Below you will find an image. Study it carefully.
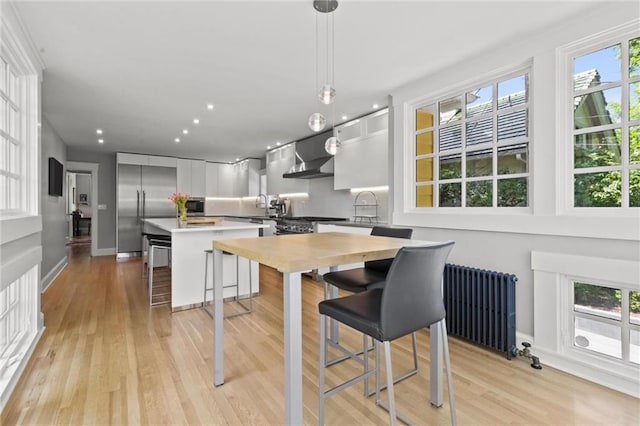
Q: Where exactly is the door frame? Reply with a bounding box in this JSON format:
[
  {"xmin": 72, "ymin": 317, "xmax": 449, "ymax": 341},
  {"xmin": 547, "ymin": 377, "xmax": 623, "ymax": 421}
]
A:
[{"xmin": 67, "ymin": 161, "xmax": 99, "ymax": 257}]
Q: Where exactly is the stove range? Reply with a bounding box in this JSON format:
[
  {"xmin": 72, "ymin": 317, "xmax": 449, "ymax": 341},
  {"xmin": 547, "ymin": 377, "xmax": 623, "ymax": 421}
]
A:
[{"xmin": 275, "ymin": 216, "xmax": 347, "ymax": 235}]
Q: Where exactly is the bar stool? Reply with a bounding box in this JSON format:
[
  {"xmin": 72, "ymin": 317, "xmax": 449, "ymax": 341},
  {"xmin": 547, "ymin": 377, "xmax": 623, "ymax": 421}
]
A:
[
  {"xmin": 203, "ymin": 248, "xmax": 253, "ymax": 318},
  {"xmin": 148, "ymin": 237, "xmax": 172, "ymax": 306},
  {"xmin": 141, "ymin": 232, "xmax": 171, "ymax": 278}
]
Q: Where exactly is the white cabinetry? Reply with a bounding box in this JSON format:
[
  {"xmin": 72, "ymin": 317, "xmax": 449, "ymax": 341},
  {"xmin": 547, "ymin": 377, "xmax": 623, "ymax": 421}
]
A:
[
  {"xmin": 334, "ymin": 109, "xmax": 389, "ymax": 190},
  {"xmin": 266, "ymin": 143, "xmax": 309, "ymax": 195},
  {"xmin": 217, "ymin": 163, "xmax": 235, "ymax": 197},
  {"xmin": 177, "ymin": 159, "xmax": 206, "ymax": 197},
  {"xmin": 205, "ymin": 162, "xmax": 219, "ymax": 197},
  {"xmin": 117, "ymin": 153, "xmax": 177, "ymax": 167},
  {"xmin": 234, "ymin": 159, "xmax": 261, "ymax": 197}
]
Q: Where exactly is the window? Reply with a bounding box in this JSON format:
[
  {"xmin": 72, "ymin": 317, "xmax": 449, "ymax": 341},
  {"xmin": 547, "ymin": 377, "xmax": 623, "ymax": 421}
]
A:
[
  {"xmin": 0, "ymin": 54, "xmax": 23, "ymax": 212},
  {"xmin": 413, "ymin": 70, "xmax": 530, "ymax": 208},
  {"xmin": 573, "ymin": 281, "xmax": 639, "ymax": 365},
  {"xmin": 572, "ymin": 36, "xmax": 640, "ymax": 208}
]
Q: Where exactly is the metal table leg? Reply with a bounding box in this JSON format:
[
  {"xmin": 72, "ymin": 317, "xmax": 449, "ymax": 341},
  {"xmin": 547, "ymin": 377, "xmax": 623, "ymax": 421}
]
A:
[
  {"xmin": 213, "ymin": 247, "xmax": 224, "ymax": 386},
  {"xmin": 283, "ymin": 271, "xmax": 303, "ymax": 425}
]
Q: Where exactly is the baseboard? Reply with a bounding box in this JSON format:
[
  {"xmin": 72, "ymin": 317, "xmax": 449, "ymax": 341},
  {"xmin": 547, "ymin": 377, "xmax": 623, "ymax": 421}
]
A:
[
  {"xmin": 40, "ymin": 256, "xmax": 67, "ymax": 293},
  {"xmin": 515, "ymin": 332, "xmax": 639, "ymax": 398},
  {"xmin": 94, "ymin": 247, "xmax": 116, "ymax": 256},
  {"xmin": 0, "ymin": 326, "xmax": 45, "ymax": 414}
]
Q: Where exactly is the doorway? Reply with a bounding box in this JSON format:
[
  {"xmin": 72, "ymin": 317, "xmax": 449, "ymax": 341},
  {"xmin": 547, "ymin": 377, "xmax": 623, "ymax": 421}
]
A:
[
  {"xmin": 66, "ymin": 171, "xmax": 92, "ymax": 247},
  {"xmin": 66, "ymin": 161, "xmax": 99, "ymax": 257}
]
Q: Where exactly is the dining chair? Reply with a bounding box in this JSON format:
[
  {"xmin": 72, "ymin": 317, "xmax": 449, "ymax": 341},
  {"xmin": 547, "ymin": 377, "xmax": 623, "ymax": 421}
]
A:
[
  {"xmin": 318, "ymin": 241, "xmax": 456, "ymax": 426},
  {"xmin": 321, "ymin": 226, "xmax": 415, "ymax": 395}
]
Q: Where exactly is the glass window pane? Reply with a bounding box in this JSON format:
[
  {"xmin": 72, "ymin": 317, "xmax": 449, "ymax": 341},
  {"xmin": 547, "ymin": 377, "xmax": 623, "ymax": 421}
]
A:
[
  {"xmin": 498, "ymin": 144, "xmax": 528, "ymax": 175},
  {"xmin": 630, "ymin": 291, "xmax": 640, "ymax": 325},
  {"xmin": 439, "ymin": 96, "xmax": 462, "ymax": 124},
  {"xmin": 498, "ymin": 110, "xmax": 527, "ymax": 141},
  {"xmin": 466, "ymin": 149, "xmax": 492, "ymax": 177},
  {"xmin": 574, "ymin": 316, "xmax": 621, "ymax": 359},
  {"xmin": 8, "ymin": 68, "xmax": 17, "ymax": 104},
  {"xmin": 440, "ymin": 154, "xmax": 461, "ymax": 179},
  {"xmin": 416, "ymin": 158, "xmax": 433, "ymax": 182},
  {"xmin": 0, "ymin": 137, "xmax": 6, "ymax": 171},
  {"xmin": 574, "ymin": 44, "xmax": 621, "ymax": 88},
  {"xmin": 416, "ymin": 185, "xmax": 433, "ymax": 208},
  {"xmin": 416, "ymin": 131, "xmax": 434, "ymax": 155},
  {"xmin": 630, "ymin": 82, "xmax": 639, "ymax": 121},
  {"xmin": 574, "ymin": 171, "xmax": 621, "ymax": 207},
  {"xmin": 574, "ymin": 129, "xmax": 622, "ymax": 168},
  {"xmin": 8, "ymin": 141, "xmax": 17, "ymax": 174},
  {"xmin": 630, "ymin": 170, "xmax": 640, "ymax": 207},
  {"xmin": 466, "ymin": 85, "xmax": 492, "ymax": 118},
  {"xmin": 0, "ymin": 57, "xmax": 6, "ymax": 93},
  {"xmin": 9, "ymin": 106, "xmax": 17, "ymax": 139},
  {"xmin": 466, "ymin": 117, "xmax": 492, "ymax": 147},
  {"xmin": 631, "ymin": 126, "xmax": 640, "ymax": 164},
  {"xmin": 439, "ymin": 182, "xmax": 461, "ymax": 207},
  {"xmin": 574, "ymin": 87, "xmax": 621, "ymax": 129},
  {"xmin": 631, "ymin": 329, "xmax": 640, "ymax": 365},
  {"xmin": 466, "ymin": 180, "xmax": 492, "ymax": 207},
  {"xmin": 498, "ymin": 177, "xmax": 527, "ymax": 207},
  {"xmin": 439, "ymin": 124, "xmax": 462, "ymax": 151},
  {"xmin": 0, "ymin": 99, "xmax": 5, "ymax": 132},
  {"xmin": 497, "ymin": 75, "xmax": 527, "ymax": 110},
  {"xmin": 574, "ymin": 282, "xmax": 621, "ymax": 320},
  {"xmin": 629, "ymin": 37, "xmax": 640, "ymax": 78},
  {"xmin": 416, "ymin": 105, "xmax": 435, "ymax": 131}
]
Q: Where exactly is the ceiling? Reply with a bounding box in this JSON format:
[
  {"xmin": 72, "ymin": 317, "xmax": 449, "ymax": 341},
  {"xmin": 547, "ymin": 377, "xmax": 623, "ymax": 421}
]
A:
[{"xmin": 15, "ymin": 0, "xmax": 609, "ymax": 163}]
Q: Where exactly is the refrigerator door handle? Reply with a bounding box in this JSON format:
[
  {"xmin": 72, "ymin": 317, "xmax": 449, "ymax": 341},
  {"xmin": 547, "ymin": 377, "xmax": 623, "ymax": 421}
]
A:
[
  {"xmin": 142, "ymin": 190, "xmax": 146, "ymax": 220},
  {"xmin": 136, "ymin": 190, "xmax": 140, "ymax": 224}
]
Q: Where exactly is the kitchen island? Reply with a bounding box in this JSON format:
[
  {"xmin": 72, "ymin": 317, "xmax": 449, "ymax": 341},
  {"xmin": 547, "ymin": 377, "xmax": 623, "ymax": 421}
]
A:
[{"xmin": 143, "ymin": 218, "xmax": 268, "ymax": 312}]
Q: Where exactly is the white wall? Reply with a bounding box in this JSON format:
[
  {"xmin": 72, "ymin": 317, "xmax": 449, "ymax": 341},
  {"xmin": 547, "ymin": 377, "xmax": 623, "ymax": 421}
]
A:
[{"xmin": 390, "ymin": 4, "xmax": 640, "ymax": 338}]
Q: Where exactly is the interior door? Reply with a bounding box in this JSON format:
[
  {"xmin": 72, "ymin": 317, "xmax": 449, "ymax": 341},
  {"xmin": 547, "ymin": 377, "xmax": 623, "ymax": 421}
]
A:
[{"xmin": 117, "ymin": 164, "xmax": 142, "ymax": 253}]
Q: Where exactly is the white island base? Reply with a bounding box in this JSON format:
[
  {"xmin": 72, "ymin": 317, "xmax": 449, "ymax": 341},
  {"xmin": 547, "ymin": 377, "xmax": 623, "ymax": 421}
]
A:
[{"xmin": 143, "ymin": 218, "xmax": 268, "ymax": 312}]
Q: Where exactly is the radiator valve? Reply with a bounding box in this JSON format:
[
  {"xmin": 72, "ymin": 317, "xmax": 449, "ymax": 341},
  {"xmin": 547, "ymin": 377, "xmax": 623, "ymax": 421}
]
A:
[{"xmin": 515, "ymin": 341, "xmax": 542, "ymax": 370}]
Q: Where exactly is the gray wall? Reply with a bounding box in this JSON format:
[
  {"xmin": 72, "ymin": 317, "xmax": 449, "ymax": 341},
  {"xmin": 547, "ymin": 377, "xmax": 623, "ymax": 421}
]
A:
[
  {"xmin": 40, "ymin": 117, "xmax": 67, "ymax": 284},
  {"xmin": 76, "ymin": 173, "xmax": 91, "ymax": 209},
  {"xmin": 66, "ymin": 148, "xmax": 117, "ymax": 250}
]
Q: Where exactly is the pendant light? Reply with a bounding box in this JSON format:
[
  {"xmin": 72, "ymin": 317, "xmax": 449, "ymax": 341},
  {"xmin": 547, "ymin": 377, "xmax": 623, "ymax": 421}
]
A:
[{"xmin": 308, "ymin": 0, "xmax": 338, "ymax": 134}]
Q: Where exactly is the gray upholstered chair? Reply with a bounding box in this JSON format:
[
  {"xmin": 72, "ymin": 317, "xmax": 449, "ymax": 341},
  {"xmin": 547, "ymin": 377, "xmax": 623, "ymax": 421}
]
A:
[
  {"xmin": 321, "ymin": 226, "xmax": 415, "ymax": 394},
  {"xmin": 318, "ymin": 241, "xmax": 456, "ymax": 426}
]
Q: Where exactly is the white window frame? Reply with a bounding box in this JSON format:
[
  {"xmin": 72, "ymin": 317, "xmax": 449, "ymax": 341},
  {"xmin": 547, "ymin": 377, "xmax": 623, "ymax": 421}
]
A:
[
  {"xmin": 556, "ymin": 21, "xmax": 640, "ymax": 216},
  {"xmin": 407, "ymin": 64, "xmax": 532, "ymax": 213}
]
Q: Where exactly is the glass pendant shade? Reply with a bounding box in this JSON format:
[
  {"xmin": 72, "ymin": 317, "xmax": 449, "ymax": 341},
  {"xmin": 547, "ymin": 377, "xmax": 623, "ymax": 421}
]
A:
[
  {"xmin": 325, "ymin": 136, "xmax": 341, "ymax": 155},
  {"xmin": 308, "ymin": 112, "xmax": 327, "ymax": 132},
  {"xmin": 318, "ymin": 84, "xmax": 336, "ymax": 104}
]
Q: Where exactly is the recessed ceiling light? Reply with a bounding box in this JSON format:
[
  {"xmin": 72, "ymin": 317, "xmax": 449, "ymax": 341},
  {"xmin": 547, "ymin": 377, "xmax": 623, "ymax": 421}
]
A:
[
  {"xmin": 96, "ymin": 129, "xmax": 103, "ymax": 135},
  {"xmin": 276, "ymin": 142, "xmax": 281, "ymax": 146},
  {"xmin": 183, "ymin": 129, "xmax": 189, "ymax": 134},
  {"xmin": 174, "ymin": 138, "xmax": 180, "ymax": 143},
  {"xmin": 372, "ymin": 104, "xmax": 379, "ymax": 109},
  {"xmin": 267, "ymin": 145, "xmax": 271, "ymax": 149},
  {"xmin": 235, "ymin": 158, "xmax": 240, "ymax": 161},
  {"xmin": 341, "ymin": 115, "xmax": 347, "ymax": 120},
  {"xmin": 98, "ymin": 139, "xmax": 104, "ymax": 144},
  {"xmin": 193, "ymin": 118, "xmax": 200, "ymax": 125},
  {"xmin": 207, "ymin": 104, "xmax": 215, "ymax": 110}
]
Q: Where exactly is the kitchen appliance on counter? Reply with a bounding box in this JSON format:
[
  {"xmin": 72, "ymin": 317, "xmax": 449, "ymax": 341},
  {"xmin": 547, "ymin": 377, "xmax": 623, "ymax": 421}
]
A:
[
  {"xmin": 274, "ymin": 216, "xmax": 347, "ymax": 235},
  {"xmin": 270, "ymin": 197, "xmax": 290, "ymax": 218},
  {"xmin": 185, "ymin": 197, "xmax": 205, "ymax": 216},
  {"xmin": 117, "ymin": 164, "xmax": 176, "ymax": 256}
]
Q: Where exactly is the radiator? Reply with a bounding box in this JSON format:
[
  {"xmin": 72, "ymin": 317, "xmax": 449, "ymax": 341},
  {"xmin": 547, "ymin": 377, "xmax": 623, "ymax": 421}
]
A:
[{"xmin": 443, "ymin": 264, "xmax": 517, "ymax": 359}]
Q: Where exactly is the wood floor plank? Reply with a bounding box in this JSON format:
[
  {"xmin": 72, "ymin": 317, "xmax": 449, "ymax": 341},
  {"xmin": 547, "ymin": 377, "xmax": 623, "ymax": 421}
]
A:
[{"xmin": 2, "ymin": 244, "xmax": 638, "ymax": 425}]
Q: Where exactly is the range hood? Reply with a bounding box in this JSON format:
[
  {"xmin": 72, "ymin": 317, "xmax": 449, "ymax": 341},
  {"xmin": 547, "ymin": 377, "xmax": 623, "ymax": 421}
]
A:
[{"xmin": 282, "ymin": 130, "xmax": 335, "ymax": 179}]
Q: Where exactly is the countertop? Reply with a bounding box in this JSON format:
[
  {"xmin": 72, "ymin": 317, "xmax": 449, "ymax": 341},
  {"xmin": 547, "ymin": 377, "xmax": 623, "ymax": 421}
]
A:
[{"xmin": 143, "ymin": 218, "xmax": 268, "ymax": 233}]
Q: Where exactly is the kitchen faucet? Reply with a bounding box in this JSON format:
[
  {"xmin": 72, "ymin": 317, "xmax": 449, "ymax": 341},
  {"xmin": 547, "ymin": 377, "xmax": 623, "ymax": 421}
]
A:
[{"xmin": 256, "ymin": 193, "xmax": 268, "ymax": 216}]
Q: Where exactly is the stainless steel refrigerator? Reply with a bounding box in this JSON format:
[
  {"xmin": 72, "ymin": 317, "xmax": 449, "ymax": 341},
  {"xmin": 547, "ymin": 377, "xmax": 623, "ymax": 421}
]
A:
[{"xmin": 117, "ymin": 164, "xmax": 176, "ymax": 255}]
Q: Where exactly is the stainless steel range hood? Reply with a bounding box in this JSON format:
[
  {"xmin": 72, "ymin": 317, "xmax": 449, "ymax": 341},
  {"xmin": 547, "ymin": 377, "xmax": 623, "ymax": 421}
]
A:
[{"xmin": 282, "ymin": 130, "xmax": 334, "ymax": 179}]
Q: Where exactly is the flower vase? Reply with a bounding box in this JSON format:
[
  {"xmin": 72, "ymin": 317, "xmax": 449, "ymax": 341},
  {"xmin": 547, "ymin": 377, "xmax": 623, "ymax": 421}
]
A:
[{"xmin": 178, "ymin": 207, "xmax": 188, "ymax": 228}]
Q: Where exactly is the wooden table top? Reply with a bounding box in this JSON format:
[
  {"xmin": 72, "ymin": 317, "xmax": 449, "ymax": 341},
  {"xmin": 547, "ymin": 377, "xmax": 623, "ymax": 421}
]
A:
[{"xmin": 213, "ymin": 232, "xmax": 437, "ymax": 272}]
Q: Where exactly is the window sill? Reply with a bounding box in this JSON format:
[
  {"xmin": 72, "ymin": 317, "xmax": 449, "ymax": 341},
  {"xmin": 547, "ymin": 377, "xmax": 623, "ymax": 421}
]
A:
[{"xmin": 0, "ymin": 215, "xmax": 42, "ymax": 245}]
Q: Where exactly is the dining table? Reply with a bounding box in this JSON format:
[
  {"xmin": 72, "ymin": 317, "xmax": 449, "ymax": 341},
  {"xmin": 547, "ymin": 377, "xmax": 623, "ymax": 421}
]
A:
[{"xmin": 212, "ymin": 232, "xmax": 445, "ymax": 425}]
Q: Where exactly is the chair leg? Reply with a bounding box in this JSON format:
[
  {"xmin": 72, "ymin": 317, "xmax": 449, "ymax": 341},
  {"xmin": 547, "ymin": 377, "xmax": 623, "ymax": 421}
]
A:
[
  {"xmin": 148, "ymin": 245, "xmax": 154, "ymax": 306},
  {"xmin": 318, "ymin": 314, "xmax": 327, "ymax": 426},
  {"xmin": 362, "ymin": 334, "xmax": 369, "ymax": 397},
  {"xmin": 383, "ymin": 341, "xmax": 397, "ymax": 426},
  {"xmin": 441, "ymin": 319, "xmax": 457, "ymax": 426},
  {"xmin": 374, "ymin": 339, "xmax": 381, "ymax": 405}
]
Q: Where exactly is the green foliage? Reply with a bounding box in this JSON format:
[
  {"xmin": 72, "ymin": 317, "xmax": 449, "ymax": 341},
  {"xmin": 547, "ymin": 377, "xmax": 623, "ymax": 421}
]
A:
[{"xmin": 575, "ymin": 283, "xmax": 640, "ymax": 314}]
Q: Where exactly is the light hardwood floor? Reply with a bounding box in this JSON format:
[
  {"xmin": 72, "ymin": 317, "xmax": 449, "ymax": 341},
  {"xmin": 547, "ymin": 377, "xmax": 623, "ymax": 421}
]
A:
[{"xmin": 2, "ymin": 244, "xmax": 638, "ymax": 425}]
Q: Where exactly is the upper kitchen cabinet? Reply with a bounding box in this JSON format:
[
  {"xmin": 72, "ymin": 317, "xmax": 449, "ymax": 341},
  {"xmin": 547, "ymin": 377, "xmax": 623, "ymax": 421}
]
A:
[
  {"xmin": 266, "ymin": 143, "xmax": 309, "ymax": 195},
  {"xmin": 177, "ymin": 159, "xmax": 206, "ymax": 197},
  {"xmin": 217, "ymin": 163, "xmax": 235, "ymax": 197},
  {"xmin": 117, "ymin": 153, "xmax": 177, "ymax": 167},
  {"xmin": 205, "ymin": 162, "xmax": 219, "ymax": 197},
  {"xmin": 334, "ymin": 109, "xmax": 389, "ymax": 190},
  {"xmin": 234, "ymin": 159, "xmax": 261, "ymax": 197}
]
